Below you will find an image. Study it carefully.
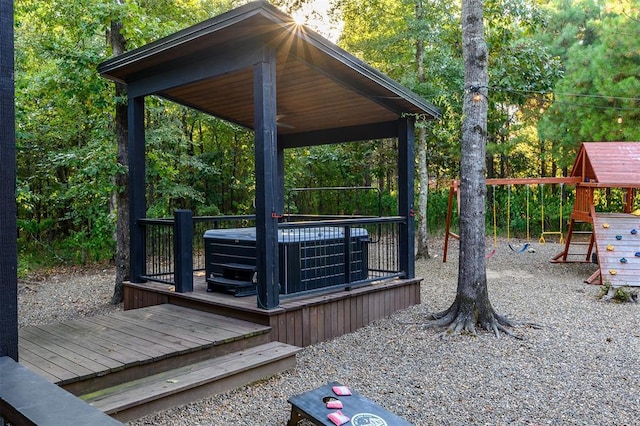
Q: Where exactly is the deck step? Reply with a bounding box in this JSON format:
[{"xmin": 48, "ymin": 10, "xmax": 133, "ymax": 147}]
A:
[
  {"xmin": 219, "ymin": 262, "xmax": 257, "ymax": 272},
  {"xmin": 207, "ymin": 276, "xmax": 257, "ymax": 296},
  {"xmin": 81, "ymin": 341, "xmax": 301, "ymax": 422},
  {"xmin": 19, "ymin": 304, "xmax": 273, "ymax": 396}
]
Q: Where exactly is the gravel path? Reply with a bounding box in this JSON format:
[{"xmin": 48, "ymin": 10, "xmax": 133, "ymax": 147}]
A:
[{"xmin": 18, "ymin": 239, "xmax": 640, "ymax": 425}]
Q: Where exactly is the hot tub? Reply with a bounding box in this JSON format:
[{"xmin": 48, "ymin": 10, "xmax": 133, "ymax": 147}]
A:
[{"xmin": 204, "ymin": 226, "xmax": 369, "ymax": 295}]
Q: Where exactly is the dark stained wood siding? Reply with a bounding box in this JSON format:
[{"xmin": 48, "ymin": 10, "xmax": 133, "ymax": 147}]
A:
[{"xmin": 124, "ymin": 278, "xmax": 421, "ymax": 347}]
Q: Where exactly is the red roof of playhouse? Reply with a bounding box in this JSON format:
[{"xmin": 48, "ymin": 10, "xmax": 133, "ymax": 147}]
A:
[{"xmin": 570, "ymin": 142, "xmax": 640, "ymax": 188}]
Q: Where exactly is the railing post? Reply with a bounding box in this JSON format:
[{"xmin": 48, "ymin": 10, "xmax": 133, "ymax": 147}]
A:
[
  {"xmin": 174, "ymin": 209, "xmax": 193, "ymax": 293},
  {"xmin": 343, "ymin": 226, "xmax": 352, "ymax": 287}
]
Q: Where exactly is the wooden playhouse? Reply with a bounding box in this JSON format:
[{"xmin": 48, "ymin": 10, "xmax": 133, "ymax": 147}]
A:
[{"xmin": 553, "ymin": 142, "xmax": 640, "ymax": 287}]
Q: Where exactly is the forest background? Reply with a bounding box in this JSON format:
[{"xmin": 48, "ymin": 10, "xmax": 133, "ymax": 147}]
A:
[{"xmin": 14, "ymin": 0, "xmax": 640, "ymax": 275}]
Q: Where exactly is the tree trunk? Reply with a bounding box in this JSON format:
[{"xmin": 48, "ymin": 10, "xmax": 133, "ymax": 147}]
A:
[
  {"xmin": 427, "ymin": 0, "xmax": 516, "ymax": 337},
  {"xmin": 415, "ymin": 0, "xmax": 430, "ymax": 259},
  {"xmin": 416, "ymin": 125, "xmax": 430, "ymax": 258},
  {"xmin": 110, "ymin": 9, "xmax": 129, "ymax": 305}
]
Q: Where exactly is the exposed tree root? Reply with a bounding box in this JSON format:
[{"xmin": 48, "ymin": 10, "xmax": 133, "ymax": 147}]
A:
[
  {"xmin": 424, "ymin": 303, "xmax": 540, "ymax": 340},
  {"xmin": 599, "ymin": 284, "xmax": 638, "ymax": 303}
]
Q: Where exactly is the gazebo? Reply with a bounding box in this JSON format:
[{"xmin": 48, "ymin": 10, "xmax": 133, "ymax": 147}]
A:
[
  {"xmin": 2, "ymin": 3, "xmax": 444, "ymax": 421},
  {"xmin": 98, "ymin": 1, "xmax": 440, "ymax": 322}
]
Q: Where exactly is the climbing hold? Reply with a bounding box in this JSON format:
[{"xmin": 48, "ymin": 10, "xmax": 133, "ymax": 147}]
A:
[
  {"xmin": 632, "ymin": 229, "xmax": 638, "ymax": 235},
  {"xmin": 620, "ymin": 258, "xmax": 628, "ymax": 264},
  {"xmin": 635, "ymin": 252, "xmax": 640, "ymax": 257},
  {"xmin": 616, "ymin": 235, "xmax": 622, "ymax": 240},
  {"xmin": 603, "ymin": 223, "xmax": 610, "ymax": 228},
  {"xmin": 609, "ymin": 269, "xmax": 617, "ymax": 275},
  {"xmin": 607, "ymin": 244, "xmax": 615, "ymax": 251}
]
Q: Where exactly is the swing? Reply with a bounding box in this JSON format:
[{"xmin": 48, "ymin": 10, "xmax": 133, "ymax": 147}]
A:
[
  {"xmin": 506, "ymin": 184, "xmax": 531, "ymax": 253},
  {"xmin": 539, "ymin": 182, "xmax": 565, "ymax": 244},
  {"xmin": 487, "ymin": 185, "xmax": 497, "ymax": 259},
  {"xmin": 509, "ymin": 242, "xmax": 530, "ymax": 253}
]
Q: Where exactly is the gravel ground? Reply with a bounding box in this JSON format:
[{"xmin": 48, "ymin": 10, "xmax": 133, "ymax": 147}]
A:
[
  {"xmin": 18, "ymin": 265, "xmax": 121, "ymax": 328},
  {"xmin": 18, "ymin": 239, "xmax": 640, "ymax": 425}
]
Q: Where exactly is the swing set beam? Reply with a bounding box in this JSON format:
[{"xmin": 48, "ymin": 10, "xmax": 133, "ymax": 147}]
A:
[{"xmin": 442, "ymin": 177, "xmax": 582, "ymax": 262}]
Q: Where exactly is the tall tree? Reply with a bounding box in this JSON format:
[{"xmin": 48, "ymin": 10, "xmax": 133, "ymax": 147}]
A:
[
  {"xmin": 414, "ymin": 0, "xmax": 430, "ymax": 259},
  {"xmin": 110, "ymin": 0, "xmax": 129, "ymax": 304},
  {"xmin": 428, "ymin": 0, "xmax": 516, "ymax": 336},
  {"xmin": 538, "ymin": 1, "xmax": 640, "ymax": 167}
]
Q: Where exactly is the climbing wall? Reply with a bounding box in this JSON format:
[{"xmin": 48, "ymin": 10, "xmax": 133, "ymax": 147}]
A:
[{"xmin": 592, "ymin": 213, "xmax": 640, "ymax": 287}]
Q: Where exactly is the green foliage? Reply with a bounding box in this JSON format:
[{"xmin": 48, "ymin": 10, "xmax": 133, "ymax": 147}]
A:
[
  {"xmin": 13, "ymin": 0, "xmax": 640, "ymax": 271},
  {"xmin": 538, "ymin": 1, "xmax": 640, "ymax": 163},
  {"xmin": 285, "ymin": 141, "xmax": 397, "ymax": 216},
  {"xmin": 599, "ymin": 282, "xmax": 639, "ymax": 303}
]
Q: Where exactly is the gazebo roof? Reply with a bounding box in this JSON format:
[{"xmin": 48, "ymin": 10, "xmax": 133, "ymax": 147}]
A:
[
  {"xmin": 98, "ymin": 1, "xmax": 440, "ymax": 144},
  {"xmin": 571, "ymin": 142, "xmax": 640, "ymax": 188}
]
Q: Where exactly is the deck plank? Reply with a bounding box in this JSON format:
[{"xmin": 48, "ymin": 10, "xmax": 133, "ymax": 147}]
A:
[
  {"xmin": 20, "ymin": 327, "xmax": 120, "ymax": 374},
  {"xmin": 28, "ymin": 324, "xmax": 128, "ymax": 369},
  {"xmin": 83, "ymin": 315, "xmax": 198, "ymax": 356},
  {"xmin": 18, "ymin": 335, "xmax": 95, "ymax": 382},
  {"xmin": 153, "ymin": 304, "xmax": 269, "ymax": 335},
  {"xmin": 76, "ymin": 316, "xmax": 176, "ymax": 360},
  {"xmin": 16, "ymin": 344, "xmax": 73, "ymax": 383},
  {"xmin": 123, "ymin": 305, "xmax": 266, "ymax": 343},
  {"xmin": 106, "ymin": 310, "xmax": 216, "ymax": 347},
  {"xmin": 37, "ymin": 321, "xmax": 146, "ymax": 365}
]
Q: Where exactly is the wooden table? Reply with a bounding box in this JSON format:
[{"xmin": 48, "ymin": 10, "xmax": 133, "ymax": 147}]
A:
[{"xmin": 288, "ymin": 381, "xmax": 412, "ymax": 425}]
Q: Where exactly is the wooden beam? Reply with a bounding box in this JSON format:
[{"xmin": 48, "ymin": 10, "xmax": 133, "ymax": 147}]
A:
[
  {"xmin": 484, "ymin": 177, "xmax": 582, "ymax": 186},
  {"xmin": 0, "ymin": 0, "xmax": 18, "ymax": 362},
  {"xmin": 124, "ymin": 41, "xmax": 262, "ymax": 98},
  {"xmin": 254, "ymin": 47, "xmax": 280, "ymax": 309},
  {"xmin": 397, "ymin": 118, "xmax": 415, "ymax": 278},
  {"xmin": 128, "ymin": 96, "xmax": 146, "ymax": 283},
  {"xmin": 278, "ymin": 121, "xmax": 398, "ymax": 148}
]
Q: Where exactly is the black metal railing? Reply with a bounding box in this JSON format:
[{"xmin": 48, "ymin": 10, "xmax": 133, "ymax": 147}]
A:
[
  {"xmin": 192, "ymin": 215, "xmax": 256, "ymax": 270},
  {"xmin": 278, "ymin": 217, "xmax": 403, "ymax": 295},
  {"xmin": 137, "ymin": 212, "xmax": 402, "ymax": 294},
  {"xmin": 139, "ymin": 214, "xmax": 255, "ymax": 288},
  {"xmin": 139, "ymin": 217, "xmax": 174, "ymax": 284}
]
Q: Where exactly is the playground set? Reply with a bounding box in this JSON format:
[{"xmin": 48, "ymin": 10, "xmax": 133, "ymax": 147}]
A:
[{"xmin": 443, "ymin": 142, "xmax": 640, "ymax": 288}]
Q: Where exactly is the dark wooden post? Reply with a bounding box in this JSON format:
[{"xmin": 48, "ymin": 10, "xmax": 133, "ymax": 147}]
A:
[
  {"xmin": 128, "ymin": 96, "xmax": 146, "ymax": 283},
  {"xmin": 173, "ymin": 209, "xmax": 193, "ymax": 293},
  {"xmin": 254, "ymin": 47, "xmax": 280, "ymax": 309},
  {"xmin": 0, "ymin": 0, "xmax": 18, "ymax": 363},
  {"xmin": 343, "ymin": 226, "xmax": 352, "ymax": 286},
  {"xmin": 398, "ymin": 117, "xmax": 416, "ymax": 279}
]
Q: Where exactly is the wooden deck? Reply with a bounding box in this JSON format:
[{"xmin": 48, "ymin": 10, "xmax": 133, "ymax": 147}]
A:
[
  {"xmin": 124, "ymin": 274, "xmax": 422, "ymax": 348},
  {"xmin": 17, "ymin": 303, "xmax": 303, "ymax": 422},
  {"xmin": 19, "ymin": 304, "xmax": 273, "ymax": 392},
  {"xmin": 590, "ymin": 213, "xmax": 640, "ymax": 286}
]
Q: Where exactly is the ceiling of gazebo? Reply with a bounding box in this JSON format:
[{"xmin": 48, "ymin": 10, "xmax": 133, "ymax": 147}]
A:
[{"xmin": 98, "ymin": 1, "xmax": 440, "ymax": 140}]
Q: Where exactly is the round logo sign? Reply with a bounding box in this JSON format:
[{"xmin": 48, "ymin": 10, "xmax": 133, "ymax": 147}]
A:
[{"xmin": 351, "ymin": 413, "xmax": 388, "ymax": 426}]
